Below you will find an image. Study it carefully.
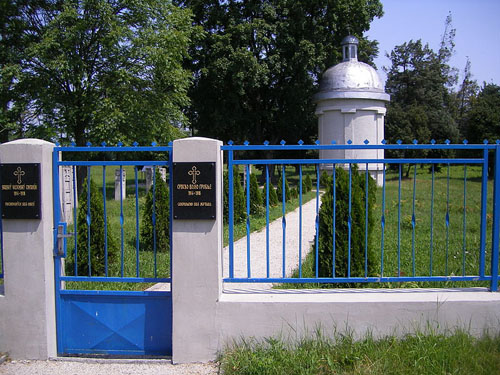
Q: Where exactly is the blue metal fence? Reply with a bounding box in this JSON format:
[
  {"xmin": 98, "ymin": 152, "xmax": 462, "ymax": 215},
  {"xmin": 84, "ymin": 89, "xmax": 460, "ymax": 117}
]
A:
[
  {"xmin": 223, "ymin": 141, "xmax": 500, "ymax": 291},
  {"xmin": 52, "ymin": 143, "xmax": 173, "ymax": 356},
  {"xmin": 53, "ymin": 144, "xmax": 173, "ymax": 286}
]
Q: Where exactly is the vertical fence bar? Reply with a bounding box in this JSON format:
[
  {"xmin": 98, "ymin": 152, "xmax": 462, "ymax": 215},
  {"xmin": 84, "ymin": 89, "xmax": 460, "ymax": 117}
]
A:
[
  {"xmin": 119, "ymin": 165, "xmax": 125, "ymax": 277},
  {"xmin": 315, "ymin": 164, "xmax": 320, "ymax": 278},
  {"xmin": 380, "ymin": 165, "xmax": 386, "ymax": 277},
  {"xmin": 429, "ymin": 164, "xmax": 435, "ymax": 276},
  {"xmin": 152, "ymin": 167, "xmax": 157, "ymax": 278},
  {"xmin": 397, "ymin": 164, "xmax": 402, "ymax": 277},
  {"xmin": 462, "ymin": 165, "xmax": 468, "ymax": 276},
  {"xmin": 266, "ymin": 165, "xmax": 270, "ymax": 278},
  {"xmin": 246, "ymin": 164, "xmax": 251, "ymax": 278},
  {"xmin": 480, "ymin": 148, "xmax": 488, "ymax": 278},
  {"xmin": 102, "ymin": 166, "xmax": 108, "ymax": 276},
  {"xmin": 411, "ymin": 164, "xmax": 417, "ymax": 277},
  {"xmin": 298, "ymin": 165, "xmax": 303, "ymax": 278},
  {"xmin": 347, "ymin": 164, "xmax": 352, "ymax": 278},
  {"xmin": 282, "ymin": 165, "xmax": 286, "ymax": 279},
  {"xmin": 490, "ymin": 146, "xmax": 500, "ymax": 292},
  {"xmin": 332, "ymin": 166, "xmax": 336, "ymax": 278},
  {"xmin": 445, "ymin": 163, "xmax": 450, "ymax": 276},
  {"xmin": 73, "ymin": 165, "xmax": 78, "ymax": 276},
  {"xmin": 135, "ymin": 166, "xmax": 140, "ymax": 278},
  {"xmin": 228, "ymin": 150, "xmax": 234, "ymax": 279},
  {"xmin": 365, "ymin": 163, "xmax": 369, "ymax": 277},
  {"xmin": 86, "ymin": 166, "xmax": 91, "ymax": 276}
]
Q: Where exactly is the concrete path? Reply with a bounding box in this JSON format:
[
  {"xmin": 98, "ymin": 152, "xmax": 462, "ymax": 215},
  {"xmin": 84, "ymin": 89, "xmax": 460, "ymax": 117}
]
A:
[{"xmin": 223, "ymin": 195, "xmax": 319, "ymax": 290}]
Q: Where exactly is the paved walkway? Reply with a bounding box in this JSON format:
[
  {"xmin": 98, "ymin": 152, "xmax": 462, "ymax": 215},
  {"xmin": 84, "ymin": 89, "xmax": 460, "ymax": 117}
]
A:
[{"xmin": 223, "ymin": 196, "xmax": 319, "ymax": 290}]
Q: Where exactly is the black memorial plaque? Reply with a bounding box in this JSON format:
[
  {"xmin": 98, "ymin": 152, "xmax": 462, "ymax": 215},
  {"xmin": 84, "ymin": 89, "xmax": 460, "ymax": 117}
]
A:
[
  {"xmin": 173, "ymin": 162, "xmax": 216, "ymax": 220},
  {"xmin": 1, "ymin": 163, "xmax": 41, "ymax": 219}
]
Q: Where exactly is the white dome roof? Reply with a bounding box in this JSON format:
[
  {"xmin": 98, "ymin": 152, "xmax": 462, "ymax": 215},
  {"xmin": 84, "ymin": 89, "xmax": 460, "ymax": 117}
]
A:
[{"xmin": 319, "ymin": 60, "xmax": 384, "ymax": 92}]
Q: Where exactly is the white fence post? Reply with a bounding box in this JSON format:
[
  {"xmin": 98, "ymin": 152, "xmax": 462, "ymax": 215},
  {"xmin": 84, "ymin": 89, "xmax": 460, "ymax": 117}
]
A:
[
  {"xmin": 171, "ymin": 137, "xmax": 223, "ymax": 363},
  {"xmin": 0, "ymin": 139, "xmax": 57, "ymax": 359}
]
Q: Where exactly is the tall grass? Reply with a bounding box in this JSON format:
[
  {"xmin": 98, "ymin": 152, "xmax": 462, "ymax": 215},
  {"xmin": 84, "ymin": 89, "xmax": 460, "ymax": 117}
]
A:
[{"xmin": 219, "ymin": 329, "xmax": 500, "ymax": 375}]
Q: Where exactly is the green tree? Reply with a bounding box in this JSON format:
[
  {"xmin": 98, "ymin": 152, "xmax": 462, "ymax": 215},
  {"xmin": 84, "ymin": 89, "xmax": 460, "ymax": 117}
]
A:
[
  {"xmin": 179, "ymin": 0, "xmax": 383, "ymax": 145},
  {"xmin": 19, "ymin": 0, "xmax": 198, "ymax": 145},
  {"xmin": 249, "ymin": 173, "xmax": 263, "ymax": 214},
  {"xmin": 465, "ymin": 84, "xmax": 500, "ymax": 144},
  {"xmin": 140, "ymin": 169, "xmax": 170, "ymax": 253}
]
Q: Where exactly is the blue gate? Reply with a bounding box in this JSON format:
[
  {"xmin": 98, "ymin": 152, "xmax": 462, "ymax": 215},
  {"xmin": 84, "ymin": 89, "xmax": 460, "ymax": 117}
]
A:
[{"xmin": 53, "ymin": 143, "xmax": 173, "ymax": 357}]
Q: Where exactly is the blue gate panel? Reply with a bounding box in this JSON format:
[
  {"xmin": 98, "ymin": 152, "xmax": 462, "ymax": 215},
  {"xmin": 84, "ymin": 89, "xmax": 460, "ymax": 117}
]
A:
[{"xmin": 59, "ymin": 291, "xmax": 172, "ymax": 356}]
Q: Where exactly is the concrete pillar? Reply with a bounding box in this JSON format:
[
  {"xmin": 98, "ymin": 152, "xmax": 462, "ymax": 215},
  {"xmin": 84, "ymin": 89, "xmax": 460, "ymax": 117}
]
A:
[
  {"xmin": 0, "ymin": 139, "xmax": 57, "ymax": 359},
  {"xmin": 171, "ymin": 137, "xmax": 223, "ymax": 363}
]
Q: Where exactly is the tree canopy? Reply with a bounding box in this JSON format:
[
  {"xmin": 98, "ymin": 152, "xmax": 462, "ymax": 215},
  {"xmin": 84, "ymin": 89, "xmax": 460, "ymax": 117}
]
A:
[
  {"xmin": 1, "ymin": 0, "xmax": 199, "ymax": 145},
  {"xmin": 465, "ymin": 84, "xmax": 500, "ymax": 144},
  {"xmin": 178, "ymin": 0, "xmax": 383, "ymax": 145}
]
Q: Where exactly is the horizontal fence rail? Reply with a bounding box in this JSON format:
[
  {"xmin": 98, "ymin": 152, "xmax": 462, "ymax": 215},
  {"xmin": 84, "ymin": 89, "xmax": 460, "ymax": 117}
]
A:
[
  {"xmin": 53, "ymin": 144, "xmax": 173, "ymax": 289},
  {"xmin": 223, "ymin": 141, "xmax": 500, "ymax": 291}
]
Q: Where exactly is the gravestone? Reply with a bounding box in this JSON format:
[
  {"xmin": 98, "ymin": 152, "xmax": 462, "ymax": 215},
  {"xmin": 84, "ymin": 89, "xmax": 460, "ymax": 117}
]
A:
[
  {"xmin": 114, "ymin": 169, "xmax": 126, "ymax": 201},
  {"xmin": 60, "ymin": 166, "xmax": 75, "ymax": 224},
  {"xmin": 145, "ymin": 167, "xmax": 153, "ymax": 192}
]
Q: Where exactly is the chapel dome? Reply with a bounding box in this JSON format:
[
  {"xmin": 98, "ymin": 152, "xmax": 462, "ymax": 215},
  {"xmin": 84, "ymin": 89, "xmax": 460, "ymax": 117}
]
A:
[{"xmin": 314, "ymin": 35, "xmax": 389, "ymax": 102}]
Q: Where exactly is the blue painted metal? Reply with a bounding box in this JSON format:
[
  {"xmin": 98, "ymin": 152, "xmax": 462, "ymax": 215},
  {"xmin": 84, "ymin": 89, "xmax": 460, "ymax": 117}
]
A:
[
  {"xmin": 315, "ymin": 165, "xmax": 320, "ymax": 278},
  {"xmin": 332, "ymin": 166, "xmax": 336, "ymax": 278},
  {"xmin": 490, "ymin": 146, "xmax": 500, "ymax": 292},
  {"xmin": 365, "ymin": 164, "xmax": 369, "ymax": 277},
  {"xmin": 135, "ymin": 167, "xmax": 140, "ymax": 277},
  {"xmin": 53, "ymin": 145, "xmax": 173, "ymax": 357},
  {"xmin": 429, "ymin": 164, "xmax": 435, "ymax": 277},
  {"xmin": 380, "ymin": 166, "xmax": 386, "ymax": 277},
  {"xmin": 411, "ymin": 164, "xmax": 417, "ymax": 277},
  {"xmin": 298, "ymin": 165, "xmax": 303, "ymax": 278},
  {"xmin": 479, "ymin": 148, "xmax": 488, "ymax": 278},
  {"xmin": 59, "ymin": 291, "xmax": 171, "ymax": 356},
  {"xmin": 265, "ymin": 165, "xmax": 270, "ymax": 278},
  {"xmin": 462, "ymin": 165, "xmax": 468, "ymax": 276},
  {"xmin": 120, "ymin": 165, "xmax": 125, "ymax": 278},
  {"xmin": 282, "ymin": 165, "xmax": 286, "ymax": 278},
  {"xmin": 246, "ymin": 165, "xmax": 251, "ymax": 277},
  {"xmin": 223, "ymin": 142, "xmax": 499, "ymax": 290},
  {"xmin": 103, "ymin": 167, "xmax": 108, "ymax": 276},
  {"xmin": 87, "ymin": 167, "xmax": 92, "ymax": 276},
  {"xmin": 228, "ymin": 149, "xmax": 234, "ymax": 279}
]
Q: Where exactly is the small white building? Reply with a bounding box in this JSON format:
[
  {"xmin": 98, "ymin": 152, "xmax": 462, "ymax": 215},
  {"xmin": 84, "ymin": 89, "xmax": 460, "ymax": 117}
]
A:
[{"xmin": 314, "ymin": 35, "xmax": 390, "ymax": 185}]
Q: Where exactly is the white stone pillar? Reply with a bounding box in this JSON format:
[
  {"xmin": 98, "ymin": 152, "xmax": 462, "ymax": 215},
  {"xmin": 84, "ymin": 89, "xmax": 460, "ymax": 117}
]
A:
[
  {"xmin": 171, "ymin": 137, "xmax": 223, "ymax": 363},
  {"xmin": 0, "ymin": 139, "xmax": 57, "ymax": 359}
]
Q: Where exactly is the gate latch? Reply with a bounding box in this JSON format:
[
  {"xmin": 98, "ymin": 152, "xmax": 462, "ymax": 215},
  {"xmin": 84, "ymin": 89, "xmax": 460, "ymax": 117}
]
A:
[{"xmin": 56, "ymin": 222, "xmax": 74, "ymax": 257}]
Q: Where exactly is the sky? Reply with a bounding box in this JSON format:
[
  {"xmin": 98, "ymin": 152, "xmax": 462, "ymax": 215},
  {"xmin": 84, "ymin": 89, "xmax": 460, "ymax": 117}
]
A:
[{"xmin": 365, "ymin": 0, "xmax": 500, "ymax": 88}]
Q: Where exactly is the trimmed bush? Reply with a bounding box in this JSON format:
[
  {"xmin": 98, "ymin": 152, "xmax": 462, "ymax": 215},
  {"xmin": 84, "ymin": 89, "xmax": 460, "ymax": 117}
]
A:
[
  {"xmin": 69, "ymin": 177, "xmax": 118, "ymax": 276},
  {"xmin": 277, "ymin": 172, "xmax": 291, "ymax": 202},
  {"xmin": 249, "ymin": 173, "xmax": 263, "ymax": 214},
  {"xmin": 317, "ymin": 166, "xmax": 376, "ymax": 283},
  {"xmin": 303, "ymin": 174, "xmax": 313, "ymax": 193},
  {"xmin": 224, "ymin": 166, "xmax": 246, "ymax": 223},
  {"xmin": 263, "ymin": 182, "xmax": 279, "ymax": 207},
  {"xmin": 140, "ymin": 168, "xmax": 170, "ymax": 252}
]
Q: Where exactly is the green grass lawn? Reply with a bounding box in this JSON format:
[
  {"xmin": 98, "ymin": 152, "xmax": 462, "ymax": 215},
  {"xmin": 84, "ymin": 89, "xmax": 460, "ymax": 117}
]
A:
[
  {"xmin": 219, "ymin": 328, "xmax": 500, "ymax": 375},
  {"xmin": 280, "ymin": 164, "xmax": 495, "ymax": 289}
]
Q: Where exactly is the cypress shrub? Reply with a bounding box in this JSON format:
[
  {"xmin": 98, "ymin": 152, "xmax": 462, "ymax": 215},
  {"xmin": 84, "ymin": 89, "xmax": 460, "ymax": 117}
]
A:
[
  {"xmin": 140, "ymin": 168, "xmax": 170, "ymax": 252},
  {"xmin": 223, "ymin": 166, "xmax": 245, "ymax": 223},
  {"xmin": 249, "ymin": 173, "xmax": 263, "ymax": 214},
  {"xmin": 303, "ymin": 174, "xmax": 313, "ymax": 192},
  {"xmin": 263, "ymin": 182, "xmax": 279, "ymax": 207},
  {"xmin": 317, "ymin": 166, "xmax": 376, "ymax": 284},
  {"xmin": 277, "ymin": 172, "xmax": 291, "ymax": 202},
  {"xmin": 68, "ymin": 177, "xmax": 118, "ymax": 276}
]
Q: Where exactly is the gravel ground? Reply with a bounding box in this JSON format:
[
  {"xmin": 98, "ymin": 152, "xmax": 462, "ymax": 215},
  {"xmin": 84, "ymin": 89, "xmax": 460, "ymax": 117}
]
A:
[
  {"xmin": 0, "ymin": 359, "xmax": 219, "ymax": 375},
  {"xmin": 223, "ymin": 196, "xmax": 318, "ymax": 290}
]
